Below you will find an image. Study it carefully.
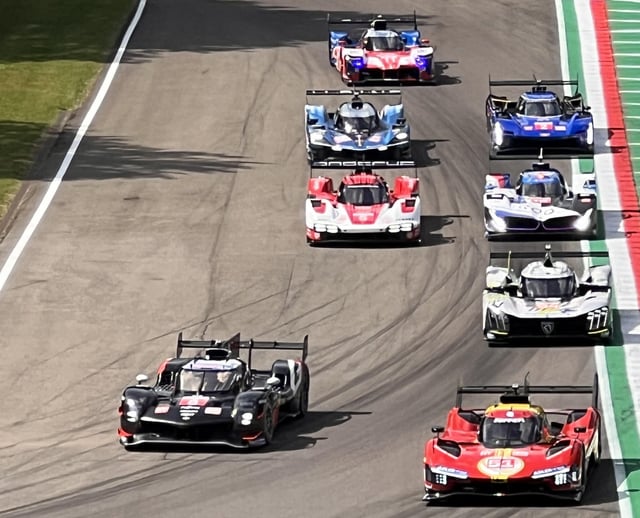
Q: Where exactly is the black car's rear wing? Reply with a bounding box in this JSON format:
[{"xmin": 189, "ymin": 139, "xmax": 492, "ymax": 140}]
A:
[
  {"xmin": 327, "ymin": 12, "xmax": 418, "ymax": 31},
  {"xmin": 176, "ymin": 332, "xmax": 241, "ymax": 359},
  {"xmin": 456, "ymin": 373, "xmax": 599, "ymax": 409},
  {"xmin": 489, "ymin": 76, "xmax": 580, "ymax": 95},
  {"xmin": 239, "ymin": 336, "xmax": 309, "ymax": 367},
  {"xmin": 176, "ymin": 333, "xmax": 308, "ymax": 368}
]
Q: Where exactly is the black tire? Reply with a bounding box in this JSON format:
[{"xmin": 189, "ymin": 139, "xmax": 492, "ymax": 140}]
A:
[
  {"xmin": 262, "ymin": 403, "xmax": 276, "ymax": 445},
  {"xmin": 296, "ymin": 377, "xmax": 310, "ymax": 419}
]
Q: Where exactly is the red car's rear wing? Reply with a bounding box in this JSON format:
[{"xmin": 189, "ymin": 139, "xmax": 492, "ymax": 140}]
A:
[
  {"xmin": 455, "ymin": 373, "xmax": 599, "ymax": 410},
  {"xmin": 327, "ymin": 12, "xmax": 418, "ymax": 31}
]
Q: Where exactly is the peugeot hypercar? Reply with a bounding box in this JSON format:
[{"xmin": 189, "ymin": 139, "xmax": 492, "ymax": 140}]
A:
[{"xmin": 483, "ymin": 245, "xmax": 611, "ymax": 344}]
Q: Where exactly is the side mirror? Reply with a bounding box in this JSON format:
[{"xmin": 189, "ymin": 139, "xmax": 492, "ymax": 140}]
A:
[
  {"xmin": 431, "ymin": 425, "xmax": 445, "ymax": 434},
  {"xmin": 266, "ymin": 376, "xmax": 281, "ymax": 389},
  {"xmin": 421, "ymin": 39, "xmax": 430, "ymax": 44},
  {"xmin": 574, "ymin": 426, "xmax": 586, "ymax": 434},
  {"xmin": 135, "ymin": 373, "xmax": 149, "ymax": 385}
]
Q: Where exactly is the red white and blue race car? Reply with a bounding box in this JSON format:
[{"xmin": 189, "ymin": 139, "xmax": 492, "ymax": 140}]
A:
[
  {"xmin": 305, "ymin": 160, "xmax": 421, "ymax": 245},
  {"xmin": 328, "ymin": 13, "xmax": 435, "ymax": 85}
]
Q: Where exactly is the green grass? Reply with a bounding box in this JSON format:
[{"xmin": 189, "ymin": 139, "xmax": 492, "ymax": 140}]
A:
[{"xmin": 0, "ymin": 0, "xmax": 135, "ymax": 216}]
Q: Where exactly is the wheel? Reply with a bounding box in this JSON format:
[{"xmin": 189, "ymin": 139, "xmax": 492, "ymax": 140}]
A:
[
  {"xmin": 296, "ymin": 376, "xmax": 310, "ymax": 419},
  {"xmin": 262, "ymin": 403, "xmax": 276, "ymax": 444}
]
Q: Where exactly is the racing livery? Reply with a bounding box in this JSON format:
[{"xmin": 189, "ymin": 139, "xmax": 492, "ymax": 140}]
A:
[
  {"xmin": 483, "ymin": 245, "xmax": 611, "ymax": 344},
  {"xmin": 486, "ymin": 78, "xmax": 594, "ymax": 158},
  {"xmin": 484, "ymin": 155, "xmax": 597, "ymax": 239},
  {"xmin": 118, "ymin": 333, "xmax": 310, "ymax": 449},
  {"xmin": 328, "ymin": 13, "xmax": 435, "ymax": 84},
  {"xmin": 423, "ymin": 376, "xmax": 601, "ymax": 503},
  {"xmin": 305, "ymin": 89, "xmax": 411, "ymax": 162},
  {"xmin": 305, "ymin": 160, "xmax": 420, "ymax": 244}
]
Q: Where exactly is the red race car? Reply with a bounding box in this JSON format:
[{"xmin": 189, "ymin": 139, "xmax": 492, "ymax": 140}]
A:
[
  {"xmin": 328, "ymin": 13, "xmax": 436, "ymax": 85},
  {"xmin": 423, "ymin": 376, "xmax": 601, "ymax": 504}
]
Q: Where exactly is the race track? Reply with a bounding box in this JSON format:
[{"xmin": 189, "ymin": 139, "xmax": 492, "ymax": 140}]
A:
[{"xmin": 0, "ymin": 0, "xmax": 620, "ymax": 516}]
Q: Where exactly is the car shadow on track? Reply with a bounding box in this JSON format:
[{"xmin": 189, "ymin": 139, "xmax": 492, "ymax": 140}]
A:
[
  {"xmin": 411, "ymin": 139, "xmax": 447, "ymax": 168},
  {"xmin": 422, "ymin": 458, "xmax": 622, "ymax": 508},
  {"xmin": 123, "ymin": 410, "xmax": 369, "ymax": 455}
]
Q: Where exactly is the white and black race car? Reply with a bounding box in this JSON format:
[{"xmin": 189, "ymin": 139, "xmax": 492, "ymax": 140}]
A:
[{"xmin": 483, "ymin": 245, "xmax": 611, "ymax": 344}]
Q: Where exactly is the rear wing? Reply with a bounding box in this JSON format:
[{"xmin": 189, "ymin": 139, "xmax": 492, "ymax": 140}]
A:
[
  {"xmin": 489, "ymin": 249, "xmax": 609, "ymax": 262},
  {"xmin": 309, "ymin": 159, "xmax": 417, "ymax": 178},
  {"xmin": 306, "ymin": 88, "xmax": 402, "ymax": 102},
  {"xmin": 240, "ymin": 336, "xmax": 309, "ymax": 369},
  {"xmin": 456, "ymin": 373, "xmax": 599, "ymax": 409},
  {"xmin": 176, "ymin": 333, "xmax": 309, "ymax": 368},
  {"xmin": 327, "ymin": 12, "xmax": 418, "ymax": 31},
  {"xmin": 176, "ymin": 332, "xmax": 240, "ymax": 359},
  {"xmin": 488, "ymin": 76, "xmax": 580, "ymax": 95}
]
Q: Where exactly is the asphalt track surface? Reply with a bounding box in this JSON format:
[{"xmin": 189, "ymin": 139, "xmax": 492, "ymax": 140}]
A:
[{"xmin": 0, "ymin": 0, "xmax": 620, "ymax": 517}]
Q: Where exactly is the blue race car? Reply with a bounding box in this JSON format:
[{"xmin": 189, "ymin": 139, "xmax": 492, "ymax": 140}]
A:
[
  {"xmin": 486, "ymin": 78, "xmax": 594, "ymax": 158},
  {"xmin": 305, "ymin": 89, "xmax": 411, "ymax": 162}
]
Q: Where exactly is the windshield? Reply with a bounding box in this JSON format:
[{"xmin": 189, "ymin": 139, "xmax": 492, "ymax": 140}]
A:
[
  {"xmin": 365, "ymin": 35, "xmax": 404, "ymax": 51},
  {"xmin": 339, "ymin": 115, "xmax": 378, "ymax": 134},
  {"xmin": 521, "ymin": 100, "xmax": 562, "ymax": 117},
  {"xmin": 522, "ymin": 276, "xmax": 575, "ymax": 298},
  {"xmin": 178, "ymin": 369, "xmax": 237, "ymax": 394},
  {"xmin": 481, "ymin": 416, "xmax": 540, "ymax": 447},
  {"xmin": 340, "ymin": 185, "xmax": 388, "ymax": 205},
  {"xmin": 521, "ymin": 178, "xmax": 562, "ymax": 199}
]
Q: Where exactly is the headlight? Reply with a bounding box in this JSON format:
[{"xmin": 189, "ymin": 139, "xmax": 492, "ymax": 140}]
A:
[
  {"xmin": 587, "ymin": 307, "xmax": 609, "ymax": 331},
  {"xmin": 486, "ymin": 309, "xmax": 509, "ymax": 332},
  {"xmin": 395, "ymin": 131, "xmax": 408, "ymax": 140},
  {"xmin": 494, "ymin": 122, "xmax": 504, "ymax": 146},
  {"xmin": 574, "ymin": 209, "xmax": 593, "ymax": 231},
  {"xmin": 488, "ymin": 209, "xmax": 507, "ymax": 232},
  {"xmin": 531, "ymin": 466, "xmax": 570, "ymax": 480},
  {"xmin": 586, "ymin": 121, "xmax": 594, "ymax": 145},
  {"xmin": 310, "ymin": 131, "xmax": 325, "ymax": 144},
  {"xmin": 240, "ymin": 412, "xmax": 253, "ymax": 425},
  {"xmin": 125, "ymin": 398, "xmax": 140, "ymax": 422}
]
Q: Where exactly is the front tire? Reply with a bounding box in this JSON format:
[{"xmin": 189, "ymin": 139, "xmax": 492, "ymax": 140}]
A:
[{"xmin": 262, "ymin": 403, "xmax": 276, "ymax": 445}]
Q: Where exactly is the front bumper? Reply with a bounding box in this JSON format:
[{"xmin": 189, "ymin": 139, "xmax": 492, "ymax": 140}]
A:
[{"xmin": 306, "ymin": 224, "xmax": 420, "ymax": 244}]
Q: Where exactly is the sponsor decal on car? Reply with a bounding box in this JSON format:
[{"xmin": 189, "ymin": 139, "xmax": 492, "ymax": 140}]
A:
[{"xmin": 477, "ymin": 454, "xmax": 526, "ymax": 478}]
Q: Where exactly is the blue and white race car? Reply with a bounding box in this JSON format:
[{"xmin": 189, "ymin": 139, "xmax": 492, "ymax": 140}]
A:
[
  {"xmin": 484, "ymin": 157, "xmax": 597, "ymax": 239},
  {"xmin": 486, "ymin": 79, "xmax": 594, "ymax": 158},
  {"xmin": 305, "ymin": 89, "xmax": 411, "ymax": 162}
]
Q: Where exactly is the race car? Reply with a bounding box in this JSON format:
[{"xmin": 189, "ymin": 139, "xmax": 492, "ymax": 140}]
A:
[
  {"xmin": 484, "ymin": 154, "xmax": 597, "ymax": 239},
  {"xmin": 423, "ymin": 375, "xmax": 601, "ymax": 503},
  {"xmin": 327, "ymin": 13, "xmax": 435, "ymax": 84},
  {"xmin": 486, "ymin": 78, "xmax": 594, "ymax": 158},
  {"xmin": 305, "ymin": 89, "xmax": 412, "ymax": 162},
  {"xmin": 118, "ymin": 333, "xmax": 310, "ymax": 449},
  {"xmin": 305, "ymin": 160, "xmax": 420, "ymax": 244},
  {"xmin": 483, "ymin": 245, "xmax": 611, "ymax": 344}
]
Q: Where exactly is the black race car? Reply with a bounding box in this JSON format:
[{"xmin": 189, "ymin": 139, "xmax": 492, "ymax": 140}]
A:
[{"xmin": 118, "ymin": 332, "xmax": 310, "ymax": 449}]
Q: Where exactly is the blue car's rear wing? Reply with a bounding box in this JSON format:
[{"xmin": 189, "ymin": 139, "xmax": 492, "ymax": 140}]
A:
[
  {"xmin": 327, "ymin": 12, "xmax": 417, "ymax": 30},
  {"xmin": 489, "ymin": 76, "xmax": 580, "ymax": 95}
]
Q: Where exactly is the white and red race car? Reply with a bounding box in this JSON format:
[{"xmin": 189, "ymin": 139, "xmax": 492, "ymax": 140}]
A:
[{"xmin": 305, "ymin": 160, "xmax": 421, "ymax": 245}]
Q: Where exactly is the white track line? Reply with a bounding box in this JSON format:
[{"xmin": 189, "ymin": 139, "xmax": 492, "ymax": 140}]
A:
[{"xmin": 0, "ymin": 0, "xmax": 146, "ymax": 292}]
